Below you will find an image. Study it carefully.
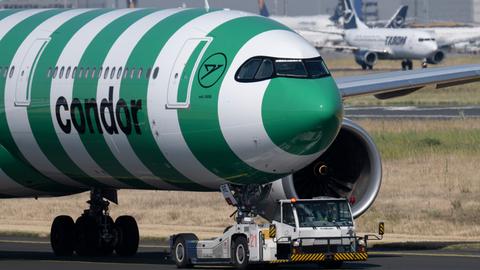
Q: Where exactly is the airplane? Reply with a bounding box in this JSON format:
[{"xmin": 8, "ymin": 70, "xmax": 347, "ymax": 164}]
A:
[
  {"xmin": 322, "ymin": 0, "xmax": 445, "ymax": 70},
  {"xmin": 0, "ymin": 7, "xmax": 479, "ymax": 259},
  {"xmin": 259, "ymin": 0, "xmax": 410, "ymax": 48},
  {"xmin": 382, "ymin": 5, "xmax": 480, "ymax": 52}
]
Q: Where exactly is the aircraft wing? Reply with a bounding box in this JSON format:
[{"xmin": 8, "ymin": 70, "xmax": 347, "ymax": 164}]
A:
[
  {"xmin": 438, "ymin": 34, "xmax": 480, "ymax": 48},
  {"xmin": 320, "ymin": 44, "xmax": 390, "ymax": 54},
  {"xmin": 336, "ymin": 64, "xmax": 480, "ymax": 99}
]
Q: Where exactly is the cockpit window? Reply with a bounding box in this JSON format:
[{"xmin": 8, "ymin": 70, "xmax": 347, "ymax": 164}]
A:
[
  {"xmin": 275, "ymin": 59, "xmax": 307, "ymax": 78},
  {"xmin": 236, "ymin": 56, "xmax": 330, "ymax": 82},
  {"xmin": 236, "ymin": 58, "xmax": 262, "ymax": 81},
  {"xmin": 304, "ymin": 58, "xmax": 330, "ymax": 78},
  {"xmin": 419, "ymin": 38, "xmax": 436, "ymax": 42},
  {"xmin": 255, "ymin": 59, "xmax": 274, "ymax": 80}
]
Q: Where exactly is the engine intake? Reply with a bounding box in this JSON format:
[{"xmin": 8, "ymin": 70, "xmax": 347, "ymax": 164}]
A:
[
  {"xmin": 256, "ymin": 119, "xmax": 382, "ymax": 220},
  {"xmin": 427, "ymin": 50, "xmax": 445, "ymax": 64},
  {"xmin": 354, "ymin": 50, "xmax": 378, "ymax": 67}
]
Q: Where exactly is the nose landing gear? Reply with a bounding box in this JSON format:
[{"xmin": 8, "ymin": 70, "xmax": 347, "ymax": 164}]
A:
[{"xmin": 50, "ymin": 188, "xmax": 139, "ymax": 257}]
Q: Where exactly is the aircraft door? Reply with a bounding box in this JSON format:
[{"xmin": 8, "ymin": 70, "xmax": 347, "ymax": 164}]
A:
[
  {"xmin": 15, "ymin": 38, "xmax": 50, "ymax": 106},
  {"xmin": 166, "ymin": 37, "xmax": 212, "ymax": 109}
]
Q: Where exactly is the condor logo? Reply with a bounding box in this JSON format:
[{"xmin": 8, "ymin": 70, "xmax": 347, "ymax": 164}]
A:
[{"xmin": 55, "ymin": 87, "xmax": 142, "ymax": 135}]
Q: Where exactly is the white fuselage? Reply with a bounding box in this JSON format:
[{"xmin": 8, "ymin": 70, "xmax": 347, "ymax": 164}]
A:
[{"xmin": 345, "ymin": 28, "xmax": 438, "ymax": 59}]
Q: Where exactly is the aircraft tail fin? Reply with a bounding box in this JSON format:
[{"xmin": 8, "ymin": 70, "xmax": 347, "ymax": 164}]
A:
[
  {"xmin": 259, "ymin": 0, "xmax": 270, "ymax": 17},
  {"xmin": 343, "ymin": 0, "xmax": 368, "ymax": 29},
  {"xmin": 330, "ymin": 1, "xmax": 345, "ymax": 24},
  {"xmin": 385, "ymin": 5, "xmax": 408, "ymax": 28}
]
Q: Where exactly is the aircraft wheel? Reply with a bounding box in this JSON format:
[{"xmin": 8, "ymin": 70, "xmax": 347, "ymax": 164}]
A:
[
  {"xmin": 407, "ymin": 60, "xmax": 413, "ymax": 70},
  {"xmin": 50, "ymin": 215, "xmax": 75, "ymax": 256},
  {"xmin": 98, "ymin": 215, "xmax": 115, "ymax": 256},
  {"xmin": 361, "ymin": 63, "xmax": 367, "ymax": 70},
  {"xmin": 401, "ymin": 60, "xmax": 407, "ymax": 70},
  {"xmin": 114, "ymin": 215, "xmax": 139, "ymax": 257},
  {"xmin": 232, "ymin": 236, "xmax": 249, "ymax": 270},
  {"xmin": 75, "ymin": 215, "xmax": 99, "ymax": 256}
]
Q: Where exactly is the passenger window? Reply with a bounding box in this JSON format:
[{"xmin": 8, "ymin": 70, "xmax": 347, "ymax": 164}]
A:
[
  {"xmin": 2, "ymin": 67, "xmax": 6, "ymax": 78},
  {"xmin": 47, "ymin": 67, "xmax": 52, "ymax": 78},
  {"xmin": 78, "ymin": 68, "xmax": 83, "ymax": 78},
  {"xmin": 59, "ymin": 66, "xmax": 64, "ymax": 79},
  {"xmin": 53, "ymin": 67, "xmax": 58, "ymax": 79},
  {"xmin": 130, "ymin": 68, "xmax": 135, "ymax": 79},
  {"xmin": 254, "ymin": 59, "xmax": 274, "ymax": 80},
  {"xmin": 91, "ymin": 67, "xmax": 96, "ymax": 79},
  {"xmin": 153, "ymin": 67, "xmax": 159, "ymax": 79},
  {"xmin": 72, "ymin": 67, "xmax": 77, "ymax": 79},
  {"xmin": 236, "ymin": 58, "xmax": 262, "ymax": 81},
  {"xmin": 85, "ymin": 68, "xmax": 90, "ymax": 79},
  {"xmin": 137, "ymin": 68, "xmax": 143, "ymax": 79},
  {"xmin": 146, "ymin": 67, "xmax": 152, "ymax": 79},
  {"xmin": 110, "ymin": 67, "xmax": 116, "ymax": 79},
  {"xmin": 123, "ymin": 67, "xmax": 129, "ymax": 79},
  {"xmin": 117, "ymin": 67, "xmax": 123, "ymax": 79},
  {"xmin": 98, "ymin": 67, "xmax": 103, "ymax": 78},
  {"xmin": 9, "ymin": 66, "xmax": 15, "ymax": 78},
  {"xmin": 104, "ymin": 67, "xmax": 109, "ymax": 79},
  {"xmin": 65, "ymin": 67, "xmax": 71, "ymax": 79}
]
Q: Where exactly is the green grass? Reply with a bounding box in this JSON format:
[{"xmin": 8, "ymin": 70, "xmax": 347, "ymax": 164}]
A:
[{"xmin": 371, "ymin": 125, "xmax": 480, "ymax": 160}]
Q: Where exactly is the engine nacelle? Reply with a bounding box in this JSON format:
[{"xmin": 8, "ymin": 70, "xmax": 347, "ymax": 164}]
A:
[
  {"xmin": 426, "ymin": 50, "xmax": 445, "ymax": 64},
  {"xmin": 256, "ymin": 119, "xmax": 382, "ymax": 220},
  {"xmin": 354, "ymin": 50, "xmax": 378, "ymax": 67}
]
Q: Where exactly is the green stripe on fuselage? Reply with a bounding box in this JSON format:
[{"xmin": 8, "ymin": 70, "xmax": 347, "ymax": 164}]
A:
[
  {"xmin": 72, "ymin": 9, "xmax": 156, "ymax": 189},
  {"xmin": 120, "ymin": 9, "xmax": 210, "ymax": 190},
  {"xmin": 178, "ymin": 16, "xmax": 290, "ymax": 184},
  {"xmin": 0, "ymin": 9, "xmax": 21, "ymax": 21},
  {"xmin": 0, "ymin": 9, "xmax": 81, "ymax": 193},
  {"xmin": 28, "ymin": 9, "xmax": 111, "ymax": 187}
]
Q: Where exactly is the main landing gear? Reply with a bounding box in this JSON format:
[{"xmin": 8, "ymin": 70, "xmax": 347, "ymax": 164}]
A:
[
  {"xmin": 401, "ymin": 59, "xmax": 413, "ymax": 70},
  {"xmin": 50, "ymin": 188, "xmax": 139, "ymax": 257}
]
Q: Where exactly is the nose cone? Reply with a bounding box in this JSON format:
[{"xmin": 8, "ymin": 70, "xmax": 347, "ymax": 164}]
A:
[{"xmin": 262, "ymin": 77, "xmax": 343, "ymax": 156}]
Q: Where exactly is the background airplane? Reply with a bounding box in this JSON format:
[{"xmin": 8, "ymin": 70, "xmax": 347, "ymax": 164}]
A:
[
  {"xmin": 321, "ymin": 0, "xmax": 445, "ymax": 70},
  {"xmin": 0, "ymin": 5, "xmax": 479, "ymax": 259}
]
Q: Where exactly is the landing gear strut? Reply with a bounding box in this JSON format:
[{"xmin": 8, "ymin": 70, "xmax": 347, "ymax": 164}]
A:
[
  {"xmin": 220, "ymin": 184, "xmax": 271, "ymax": 224},
  {"xmin": 401, "ymin": 60, "xmax": 413, "ymax": 70},
  {"xmin": 50, "ymin": 188, "xmax": 139, "ymax": 257}
]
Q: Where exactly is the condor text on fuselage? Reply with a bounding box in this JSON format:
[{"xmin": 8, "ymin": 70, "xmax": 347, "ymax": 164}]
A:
[{"xmin": 55, "ymin": 86, "xmax": 142, "ymax": 135}]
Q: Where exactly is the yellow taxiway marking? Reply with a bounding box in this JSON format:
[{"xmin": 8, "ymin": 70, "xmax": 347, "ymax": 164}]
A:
[{"xmin": 369, "ymin": 251, "xmax": 480, "ymax": 259}]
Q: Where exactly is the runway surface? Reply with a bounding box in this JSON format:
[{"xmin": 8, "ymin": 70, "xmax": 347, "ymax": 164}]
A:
[
  {"xmin": 0, "ymin": 237, "xmax": 479, "ymax": 270},
  {"xmin": 345, "ymin": 106, "xmax": 480, "ymax": 119}
]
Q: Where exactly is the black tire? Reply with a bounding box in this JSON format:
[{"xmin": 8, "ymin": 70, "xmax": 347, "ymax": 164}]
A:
[
  {"xmin": 172, "ymin": 234, "xmax": 198, "ymax": 268},
  {"xmin": 232, "ymin": 236, "xmax": 249, "ymax": 270},
  {"xmin": 50, "ymin": 215, "xmax": 75, "ymax": 256},
  {"xmin": 98, "ymin": 215, "xmax": 115, "ymax": 256},
  {"xmin": 75, "ymin": 215, "xmax": 99, "ymax": 256},
  {"xmin": 114, "ymin": 215, "xmax": 139, "ymax": 257}
]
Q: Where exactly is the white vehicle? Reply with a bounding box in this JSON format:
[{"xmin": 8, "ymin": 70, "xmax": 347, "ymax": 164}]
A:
[{"xmin": 170, "ymin": 186, "xmax": 384, "ymax": 268}]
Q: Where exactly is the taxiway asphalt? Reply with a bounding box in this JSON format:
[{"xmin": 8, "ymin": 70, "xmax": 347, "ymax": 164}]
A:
[
  {"xmin": 345, "ymin": 106, "xmax": 480, "ymax": 119},
  {"xmin": 0, "ymin": 237, "xmax": 479, "ymax": 270}
]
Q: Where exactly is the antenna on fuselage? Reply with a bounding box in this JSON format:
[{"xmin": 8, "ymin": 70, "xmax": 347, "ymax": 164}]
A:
[{"xmin": 204, "ymin": 0, "xmax": 210, "ymax": 11}]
